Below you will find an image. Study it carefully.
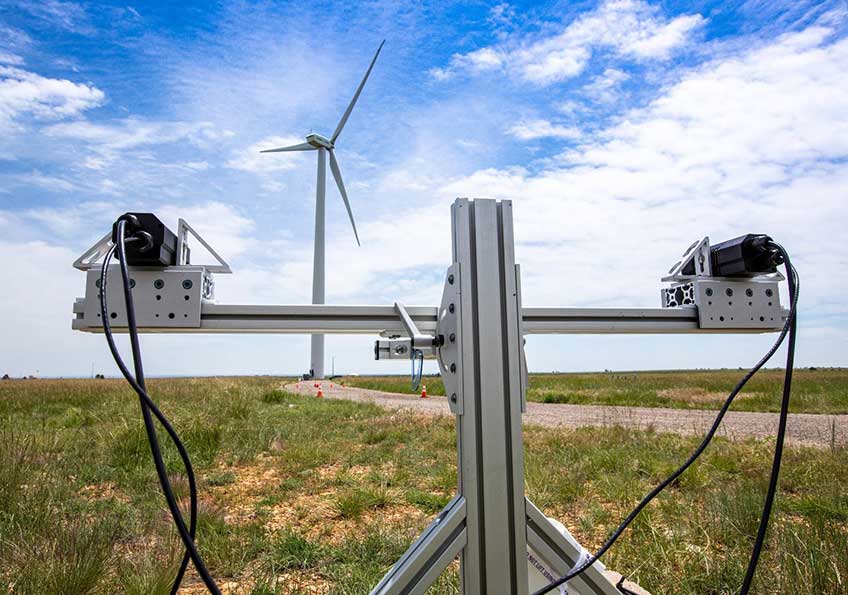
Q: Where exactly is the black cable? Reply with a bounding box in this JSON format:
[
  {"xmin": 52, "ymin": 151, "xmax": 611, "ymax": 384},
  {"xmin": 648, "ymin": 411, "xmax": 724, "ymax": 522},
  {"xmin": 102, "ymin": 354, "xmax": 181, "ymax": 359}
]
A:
[
  {"xmin": 533, "ymin": 245, "xmax": 799, "ymax": 595},
  {"xmin": 739, "ymin": 246, "xmax": 797, "ymax": 594},
  {"xmin": 99, "ymin": 245, "xmax": 199, "ymax": 593},
  {"xmin": 100, "ymin": 222, "xmax": 221, "ymax": 594}
]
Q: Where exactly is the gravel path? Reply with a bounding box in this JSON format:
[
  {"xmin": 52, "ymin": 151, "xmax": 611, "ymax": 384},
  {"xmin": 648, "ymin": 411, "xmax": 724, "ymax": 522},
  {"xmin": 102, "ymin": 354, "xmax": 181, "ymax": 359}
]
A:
[{"xmin": 286, "ymin": 381, "xmax": 847, "ymax": 449}]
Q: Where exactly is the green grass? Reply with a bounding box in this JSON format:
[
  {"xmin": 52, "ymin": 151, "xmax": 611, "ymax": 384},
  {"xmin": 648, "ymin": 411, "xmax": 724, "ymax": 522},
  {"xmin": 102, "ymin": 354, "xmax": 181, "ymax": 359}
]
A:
[
  {"xmin": 341, "ymin": 368, "xmax": 848, "ymax": 414},
  {"xmin": 0, "ymin": 376, "xmax": 845, "ymax": 594}
]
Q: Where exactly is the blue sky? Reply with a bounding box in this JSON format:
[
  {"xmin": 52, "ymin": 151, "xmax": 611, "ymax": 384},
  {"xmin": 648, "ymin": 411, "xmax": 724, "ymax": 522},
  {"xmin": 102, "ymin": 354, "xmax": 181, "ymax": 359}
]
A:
[{"xmin": 1, "ymin": 0, "xmax": 846, "ymax": 377}]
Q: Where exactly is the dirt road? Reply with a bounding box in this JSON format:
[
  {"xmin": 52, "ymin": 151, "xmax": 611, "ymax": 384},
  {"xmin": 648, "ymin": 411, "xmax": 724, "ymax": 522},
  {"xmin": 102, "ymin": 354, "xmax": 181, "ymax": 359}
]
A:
[{"xmin": 285, "ymin": 381, "xmax": 847, "ymax": 448}]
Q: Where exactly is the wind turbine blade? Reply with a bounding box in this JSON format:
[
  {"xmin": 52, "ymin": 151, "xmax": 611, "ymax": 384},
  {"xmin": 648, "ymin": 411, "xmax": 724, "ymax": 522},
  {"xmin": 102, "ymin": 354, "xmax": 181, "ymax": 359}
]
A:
[
  {"xmin": 330, "ymin": 40, "xmax": 385, "ymax": 144},
  {"xmin": 260, "ymin": 142, "xmax": 316, "ymax": 153},
  {"xmin": 328, "ymin": 149, "xmax": 360, "ymax": 246}
]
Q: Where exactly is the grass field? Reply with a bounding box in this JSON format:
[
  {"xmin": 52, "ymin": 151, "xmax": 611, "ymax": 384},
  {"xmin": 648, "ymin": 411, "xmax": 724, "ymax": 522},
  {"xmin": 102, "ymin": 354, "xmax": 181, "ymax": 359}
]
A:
[
  {"xmin": 341, "ymin": 368, "xmax": 848, "ymax": 414},
  {"xmin": 0, "ymin": 377, "xmax": 846, "ymax": 594}
]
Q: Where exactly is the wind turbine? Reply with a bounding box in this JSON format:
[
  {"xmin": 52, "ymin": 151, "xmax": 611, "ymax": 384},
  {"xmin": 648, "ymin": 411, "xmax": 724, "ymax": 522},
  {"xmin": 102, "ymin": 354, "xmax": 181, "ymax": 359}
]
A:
[{"xmin": 262, "ymin": 40, "xmax": 384, "ymax": 380}]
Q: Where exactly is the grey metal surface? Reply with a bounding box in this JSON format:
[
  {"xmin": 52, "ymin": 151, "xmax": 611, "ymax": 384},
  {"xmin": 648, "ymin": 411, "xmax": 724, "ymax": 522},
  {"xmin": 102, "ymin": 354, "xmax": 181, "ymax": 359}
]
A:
[
  {"xmin": 73, "ymin": 302, "xmax": 790, "ymax": 334},
  {"xmin": 82, "ymin": 266, "xmax": 205, "ymax": 329},
  {"xmin": 452, "ymin": 199, "xmax": 528, "ymax": 594},
  {"xmin": 526, "ymin": 499, "xmax": 620, "ymax": 595},
  {"xmin": 436, "ymin": 264, "xmax": 462, "ymax": 415},
  {"xmin": 370, "ymin": 496, "xmax": 466, "ymax": 595}
]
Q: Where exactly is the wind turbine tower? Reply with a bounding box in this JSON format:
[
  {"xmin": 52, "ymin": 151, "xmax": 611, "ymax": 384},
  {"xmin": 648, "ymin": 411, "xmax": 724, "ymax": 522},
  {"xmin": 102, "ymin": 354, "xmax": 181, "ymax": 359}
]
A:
[{"xmin": 262, "ymin": 41, "xmax": 384, "ymax": 379}]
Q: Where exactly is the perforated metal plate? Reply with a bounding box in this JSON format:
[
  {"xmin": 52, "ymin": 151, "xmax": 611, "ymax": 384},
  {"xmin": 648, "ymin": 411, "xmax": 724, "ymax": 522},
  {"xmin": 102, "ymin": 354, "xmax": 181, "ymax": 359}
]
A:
[
  {"xmin": 81, "ymin": 266, "xmax": 207, "ymax": 329},
  {"xmin": 693, "ymin": 279, "xmax": 786, "ymax": 330}
]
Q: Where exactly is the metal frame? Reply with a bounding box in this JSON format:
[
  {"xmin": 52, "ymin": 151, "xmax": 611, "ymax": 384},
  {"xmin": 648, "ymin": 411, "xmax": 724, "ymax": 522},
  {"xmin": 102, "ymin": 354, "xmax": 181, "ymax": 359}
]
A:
[{"xmin": 70, "ymin": 198, "xmax": 789, "ymax": 594}]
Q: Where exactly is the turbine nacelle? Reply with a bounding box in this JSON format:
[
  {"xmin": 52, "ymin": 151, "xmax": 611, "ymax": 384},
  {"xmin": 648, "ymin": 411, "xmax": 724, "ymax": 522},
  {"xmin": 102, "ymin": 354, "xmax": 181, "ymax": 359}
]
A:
[{"xmin": 306, "ymin": 133, "xmax": 334, "ymax": 149}]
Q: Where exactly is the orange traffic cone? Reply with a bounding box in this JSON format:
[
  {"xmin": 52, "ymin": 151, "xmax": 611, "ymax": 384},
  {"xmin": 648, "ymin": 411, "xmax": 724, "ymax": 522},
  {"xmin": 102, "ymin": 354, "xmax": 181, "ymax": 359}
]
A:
[
  {"xmin": 420, "ymin": 385, "xmax": 427, "ymax": 398},
  {"xmin": 317, "ymin": 384, "xmax": 324, "ymax": 398}
]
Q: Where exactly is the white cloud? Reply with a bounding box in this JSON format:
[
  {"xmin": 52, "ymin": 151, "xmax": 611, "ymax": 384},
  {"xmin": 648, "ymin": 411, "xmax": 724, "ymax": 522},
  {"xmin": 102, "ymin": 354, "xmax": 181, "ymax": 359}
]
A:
[
  {"xmin": 226, "ymin": 135, "xmax": 310, "ymax": 173},
  {"xmin": 11, "ymin": 0, "xmax": 92, "ymax": 33},
  {"xmin": 0, "ymin": 51, "xmax": 24, "ymax": 65},
  {"xmin": 508, "ymin": 119, "xmax": 581, "ymax": 140},
  {"xmin": 439, "ymin": 26, "xmax": 848, "ymax": 319},
  {"xmin": 44, "ymin": 118, "xmax": 219, "ymax": 151},
  {"xmin": 0, "ymin": 64, "xmax": 104, "ymax": 133},
  {"xmin": 582, "ymin": 67, "xmax": 629, "ymax": 103},
  {"xmin": 434, "ymin": 0, "xmax": 704, "ymax": 85}
]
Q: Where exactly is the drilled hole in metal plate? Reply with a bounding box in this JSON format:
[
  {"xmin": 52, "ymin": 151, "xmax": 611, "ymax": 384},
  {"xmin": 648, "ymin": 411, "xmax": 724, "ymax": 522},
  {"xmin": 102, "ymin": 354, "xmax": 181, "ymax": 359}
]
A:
[
  {"xmin": 184, "ymin": 295, "xmax": 190, "ymax": 301},
  {"xmin": 760, "ymin": 316, "xmax": 765, "ymax": 322},
  {"xmin": 110, "ymin": 312, "xmax": 117, "ymax": 319},
  {"xmin": 168, "ymin": 313, "xmax": 175, "ymax": 319},
  {"xmin": 156, "ymin": 295, "xmax": 162, "ymax": 301},
  {"xmin": 719, "ymin": 316, "xmax": 725, "ymax": 322}
]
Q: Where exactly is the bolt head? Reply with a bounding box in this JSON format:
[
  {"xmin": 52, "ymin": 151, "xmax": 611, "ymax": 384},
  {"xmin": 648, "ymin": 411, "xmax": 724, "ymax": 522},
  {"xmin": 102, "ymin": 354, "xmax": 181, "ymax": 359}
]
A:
[
  {"xmin": 448, "ymin": 303, "xmax": 455, "ymax": 313},
  {"xmin": 450, "ymin": 393, "xmax": 457, "ymax": 403},
  {"xmin": 154, "ymin": 279, "xmax": 165, "ymax": 289},
  {"xmin": 450, "ymin": 363, "xmax": 456, "ymax": 373},
  {"xmin": 182, "ymin": 279, "xmax": 193, "ymax": 290},
  {"xmin": 449, "ymin": 333, "xmax": 456, "ymax": 343},
  {"xmin": 448, "ymin": 274, "xmax": 454, "ymax": 285}
]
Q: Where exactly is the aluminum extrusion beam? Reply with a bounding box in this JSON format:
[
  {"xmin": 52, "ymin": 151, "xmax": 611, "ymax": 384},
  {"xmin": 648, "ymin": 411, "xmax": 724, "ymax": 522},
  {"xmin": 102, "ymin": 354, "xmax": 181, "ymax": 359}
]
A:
[{"xmin": 72, "ymin": 301, "xmax": 782, "ymax": 335}]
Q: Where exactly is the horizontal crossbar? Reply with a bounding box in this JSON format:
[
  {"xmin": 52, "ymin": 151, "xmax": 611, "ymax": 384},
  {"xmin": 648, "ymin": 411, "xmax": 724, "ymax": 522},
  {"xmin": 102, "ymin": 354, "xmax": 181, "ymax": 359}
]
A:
[{"xmin": 72, "ymin": 302, "xmax": 782, "ymax": 335}]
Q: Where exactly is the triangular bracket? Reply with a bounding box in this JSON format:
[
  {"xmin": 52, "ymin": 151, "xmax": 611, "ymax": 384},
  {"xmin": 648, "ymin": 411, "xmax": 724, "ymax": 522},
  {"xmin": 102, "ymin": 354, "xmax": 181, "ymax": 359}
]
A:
[
  {"xmin": 176, "ymin": 219, "xmax": 231, "ymax": 274},
  {"xmin": 73, "ymin": 232, "xmax": 113, "ymax": 271},
  {"xmin": 661, "ymin": 237, "xmax": 712, "ymax": 282}
]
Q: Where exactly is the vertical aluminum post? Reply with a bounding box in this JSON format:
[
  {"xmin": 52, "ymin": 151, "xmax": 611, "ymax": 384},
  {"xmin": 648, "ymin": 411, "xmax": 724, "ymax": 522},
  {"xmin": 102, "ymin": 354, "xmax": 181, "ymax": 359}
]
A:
[
  {"xmin": 452, "ymin": 198, "xmax": 528, "ymax": 594},
  {"xmin": 371, "ymin": 198, "xmax": 619, "ymax": 595}
]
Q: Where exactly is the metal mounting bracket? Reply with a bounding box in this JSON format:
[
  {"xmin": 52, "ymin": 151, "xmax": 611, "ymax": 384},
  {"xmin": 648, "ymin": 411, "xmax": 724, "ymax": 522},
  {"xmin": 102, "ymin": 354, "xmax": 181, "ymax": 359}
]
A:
[
  {"xmin": 176, "ymin": 219, "xmax": 232, "ymax": 274},
  {"xmin": 436, "ymin": 264, "xmax": 462, "ymax": 415}
]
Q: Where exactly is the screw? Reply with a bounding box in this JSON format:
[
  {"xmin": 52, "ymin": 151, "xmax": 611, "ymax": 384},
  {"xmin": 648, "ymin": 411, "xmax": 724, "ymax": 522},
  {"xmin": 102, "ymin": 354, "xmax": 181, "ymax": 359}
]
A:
[
  {"xmin": 448, "ymin": 303, "xmax": 455, "ymax": 313},
  {"xmin": 450, "ymin": 363, "xmax": 456, "ymax": 373},
  {"xmin": 448, "ymin": 274, "xmax": 454, "ymax": 285},
  {"xmin": 745, "ymin": 288, "xmax": 754, "ymax": 297},
  {"xmin": 95, "ymin": 279, "xmax": 101, "ymax": 288},
  {"xmin": 705, "ymin": 288, "xmax": 713, "ymax": 296},
  {"xmin": 154, "ymin": 279, "xmax": 164, "ymax": 289},
  {"xmin": 129, "ymin": 279, "xmax": 136, "ymax": 289},
  {"xmin": 449, "ymin": 333, "xmax": 456, "ymax": 343},
  {"xmin": 182, "ymin": 279, "xmax": 193, "ymax": 290},
  {"xmin": 765, "ymin": 288, "xmax": 774, "ymax": 297},
  {"xmin": 450, "ymin": 393, "xmax": 457, "ymax": 403},
  {"xmin": 725, "ymin": 288, "xmax": 734, "ymax": 297}
]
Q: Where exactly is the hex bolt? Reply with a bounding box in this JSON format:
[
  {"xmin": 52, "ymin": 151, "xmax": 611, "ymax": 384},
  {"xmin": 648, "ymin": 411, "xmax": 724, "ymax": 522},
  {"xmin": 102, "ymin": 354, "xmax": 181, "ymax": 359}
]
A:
[
  {"xmin": 450, "ymin": 393, "xmax": 457, "ymax": 403},
  {"xmin": 448, "ymin": 274, "xmax": 454, "ymax": 285},
  {"xmin": 765, "ymin": 288, "xmax": 774, "ymax": 297},
  {"xmin": 725, "ymin": 288, "xmax": 734, "ymax": 297},
  {"xmin": 182, "ymin": 279, "xmax": 193, "ymax": 290},
  {"xmin": 449, "ymin": 333, "xmax": 456, "ymax": 343},
  {"xmin": 705, "ymin": 288, "xmax": 713, "ymax": 296},
  {"xmin": 154, "ymin": 279, "xmax": 165, "ymax": 289},
  {"xmin": 746, "ymin": 288, "xmax": 754, "ymax": 297},
  {"xmin": 448, "ymin": 303, "xmax": 455, "ymax": 313},
  {"xmin": 450, "ymin": 363, "xmax": 456, "ymax": 373}
]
